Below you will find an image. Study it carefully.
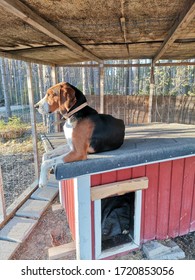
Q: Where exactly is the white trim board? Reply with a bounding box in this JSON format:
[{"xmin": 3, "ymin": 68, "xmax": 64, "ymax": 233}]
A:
[
  {"xmin": 94, "ymin": 190, "xmax": 142, "ymax": 259},
  {"xmin": 74, "ymin": 175, "xmax": 92, "ymax": 260}
]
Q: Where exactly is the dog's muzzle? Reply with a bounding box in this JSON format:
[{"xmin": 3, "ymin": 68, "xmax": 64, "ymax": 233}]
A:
[{"xmin": 34, "ymin": 97, "xmax": 50, "ymax": 115}]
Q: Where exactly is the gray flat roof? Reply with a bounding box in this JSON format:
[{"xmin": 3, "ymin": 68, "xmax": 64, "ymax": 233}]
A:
[{"xmin": 44, "ymin": 123, "xmax": 195, "ymax": 180}]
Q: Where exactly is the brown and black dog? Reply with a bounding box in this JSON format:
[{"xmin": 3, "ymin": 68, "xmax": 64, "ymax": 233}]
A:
[{"xmin": 35, "ymin": 82, "xmax": 125, "ymax": 187}]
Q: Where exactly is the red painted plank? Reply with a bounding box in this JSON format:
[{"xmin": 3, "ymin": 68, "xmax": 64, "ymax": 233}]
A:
[
  {"xmin": 91, "ymin": 174, "xmax": 101, "ymax": 187},
  {"xmin": 132, "ymin": 166, "xmax": 146, "ymax": 178},
  {"xmin": 132, "ymin": 165, "xmax": 146, "ymax": 242},
  {"xmin": 156, "ymin": 161, "xmax": 172, "ymax": 239},
  {"xmin": 101, "ymin": 170, "xmax": 117, "ymax": 184},
  {"xmin": 144, "ymin": 163, "xmax": 159, "ymax": 241},
  {"xmin": 168, "ymin": 159, "xmax": 185, "ymax": 238},
  {"xmin": 61, "ymin": 179, "xmax": 76, "ymax": 240},
  {"xmin": 116, "ymin": 168, "xmax": 132, "ymax": 181},
  {"xmin": 179, "ymin": 157, "xmax": 195, "ymax": 236}
]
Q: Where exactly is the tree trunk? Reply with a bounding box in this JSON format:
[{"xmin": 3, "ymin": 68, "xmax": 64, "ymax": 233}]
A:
[
  {"xmin": 1, "ymin": 58, "xmax": 12, "ymax": 121},
  {"xmin": 82, "ymin": 67, "xmax": 87, "ymax": 95}
]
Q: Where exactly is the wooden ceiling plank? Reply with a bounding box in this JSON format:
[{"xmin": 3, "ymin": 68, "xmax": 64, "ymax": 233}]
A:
[
  {"xmin": 0, "ymin": 51, "xmax": 55, "ymax": 66},
  {"xmin": 0, "ymin": 0, "xmax": 101, "ymax": 63},
  {"xmin": 153, "ymin": 0, "xmax": 195, "ymax": 63}
]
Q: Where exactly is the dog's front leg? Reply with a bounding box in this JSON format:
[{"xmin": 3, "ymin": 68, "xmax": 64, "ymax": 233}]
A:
[
  {"xmin": 39, "ymin": 154, "xmax": 66, "ymax": 188},
  {"xmin": 42, "ymin": 144, "xmax": 70, "ymax": 162}
]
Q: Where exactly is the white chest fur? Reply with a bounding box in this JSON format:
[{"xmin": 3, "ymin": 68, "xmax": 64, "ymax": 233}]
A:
[{"xmin": 63, "ymin": 119, "xmax": 74, "ymax": 150}]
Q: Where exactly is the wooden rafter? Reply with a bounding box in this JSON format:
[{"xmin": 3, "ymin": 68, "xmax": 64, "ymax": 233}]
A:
[
  {"xmin": 0, "ymin": 0, "xmax": 101, "ymax": 63},
  {"xmin": 59, "ymin": 62, "xmax": 195, "ymax": 68},
  {"xmin": 153, "ymin": 0, "xmax": 195, "ymax": 63},
  {"xmin": 120, "ymin": 0, "xmax": 129, "ymax": 55}
]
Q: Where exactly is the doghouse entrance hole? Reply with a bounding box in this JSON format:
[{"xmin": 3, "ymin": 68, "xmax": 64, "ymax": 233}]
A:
[{"xmin": 101, "ymin": 192, "xmax": 135, "ymax": 251}]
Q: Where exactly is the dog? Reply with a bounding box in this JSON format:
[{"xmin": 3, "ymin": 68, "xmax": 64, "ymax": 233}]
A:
[{"xmin": 35, "ymin": 82, "xmax": 125, "ymax": 187}]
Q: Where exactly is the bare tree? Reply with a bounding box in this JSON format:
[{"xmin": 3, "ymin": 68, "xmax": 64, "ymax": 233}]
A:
[{"xmin": 0, "ymin": 58, "xmax": 12, "ymax": 120}]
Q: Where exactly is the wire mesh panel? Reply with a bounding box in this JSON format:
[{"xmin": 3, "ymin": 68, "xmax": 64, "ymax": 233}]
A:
[
  {"xmin": 0, "ymin": 142, "xmax": 35, "ymax": 207},
  {"xmin": 0, "ymin": 59, "xmax": 48, "ymax": 210},
  {"xmin": 56, "ymin": 63, "xmax": 100, "ymax": 112}
]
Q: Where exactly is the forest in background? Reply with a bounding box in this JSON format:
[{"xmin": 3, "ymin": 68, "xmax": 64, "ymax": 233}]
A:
[{"xmin": 0, "ymin": 58, "xmax": 195, "ymax": 121}]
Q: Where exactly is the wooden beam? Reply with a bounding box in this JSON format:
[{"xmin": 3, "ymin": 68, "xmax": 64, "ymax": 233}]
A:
[
  {"xmin": 26, "ymin": 63, "xmax": 39, "ymax": 178},
  {"xmin": 62, "ymin": 62, "xmax": 195, "ymax": 68},
  {"xmin": 120, "ymin": 0, "xmax": 129, "ymax": 55},
  {"xmin": 153, "ymin": 0, "xmax": 195, "ymax": 63},
  {"xmin": 99, "ymin": 64, "xmax": 104, "ymax": 113},
  {"xmin": 51, "ymin": 204, "xmax": 63, "ymax": 212},
  {"xmin": 120, "ymin": 17, "xmax": 127, "ymax": 42},
  {"xmin": 0, "ymin": 0, "xmax": 101, "ymax": 63},
  {"xmin": 0, "ymin": 179, "xmax": 38, "ymax": 229},
  {"xmin": 148, "ymin": 61, "xmax": 155, "ymax": 123},
  {"xmin": 0, "ymin": 50, "xmax": 55, "ymax": 66},
  {"xmin": 0, "ymin": 166, "xmax": 6, "ymax": 223},
  {"xmin": 48, "ymin": 241, "xmax": 76, "ymax": 260},
  {"xmin": 104, "ymin": 62, "xmax": 195, "ymax": 67},
  {"xmin": 91, "ymin": 177, "xmax": 148, "ymax": 201}
]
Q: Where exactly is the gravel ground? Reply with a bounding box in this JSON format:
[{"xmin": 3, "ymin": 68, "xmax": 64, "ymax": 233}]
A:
[
  {"xmin": 0, "ymin": 127, "xmax": 44, "ymax": 207},
  {"xmin": 0, "ymin": 153, "xmax": 35, "ymax": 207}
]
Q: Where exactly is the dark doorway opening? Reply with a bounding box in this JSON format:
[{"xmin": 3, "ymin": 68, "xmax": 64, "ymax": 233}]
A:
[{"xmin": 101, "ymin": 192, "xmax": 135, "ymax": 251}]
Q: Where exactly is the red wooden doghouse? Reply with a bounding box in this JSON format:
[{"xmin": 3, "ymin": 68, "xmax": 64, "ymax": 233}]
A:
[{"xmin": 53, "ymin": 123, "xmax": 195, "ymax": 260}]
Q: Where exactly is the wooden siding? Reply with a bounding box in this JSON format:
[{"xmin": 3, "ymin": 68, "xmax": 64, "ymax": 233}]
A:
[
  {"xmin": 91, "ymin": 156, "xmax": 195, "ymax": 242},
  {"xmin": 61, "ymin": 156, "xmax": 195, "ymax": 245},
  {"xmin": 61, "ymin": 179, "xmax": 76, "ymax": 240}
]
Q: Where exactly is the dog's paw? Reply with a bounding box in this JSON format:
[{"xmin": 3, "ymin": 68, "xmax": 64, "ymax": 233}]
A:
[
  {"xmin": 39, "ymin": 182, "xmax": 45, "ymax": 188},
  {"xmin": 38, "ymin": 177, "xmax": 47, "ymax": 188},
  {"xmin": 39, "ymin": 164, "xmax": 50, "ymax": 188},
  {"xmin": 39, "ymin": 175, "xmax": 50, "ymax": 188}
]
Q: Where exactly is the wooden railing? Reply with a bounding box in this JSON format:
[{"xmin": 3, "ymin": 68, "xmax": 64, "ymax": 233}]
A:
[{"xmin": 0, "ymin": 165, "xmax": 6, "ymax": 223}]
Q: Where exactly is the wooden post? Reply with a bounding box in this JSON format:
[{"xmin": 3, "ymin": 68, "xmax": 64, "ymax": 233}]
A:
[
  {"xmin": 38, "ymin": 64, "xmax": 47, "ymax": 126},
  {"xmin": 148, "ymin": 61, "xmax": 155, "ymax": 123},
  {"xmin": 99, "ymin": 64, "xmax": 104, "ymax": 113},
  {"xmin": 0, "ymin": 166, "xmax": 6, "ymax": 223},
  {"xmin": 51, "ymin": 65, "xmax": 60, "ymax": 132},
  {"xmin": 27, "ymin": 63, "xmax": 39, "ymax": 178},
  {"xmin": 51, "ymin": 65, "xmax": 57, "ymax": 84}
]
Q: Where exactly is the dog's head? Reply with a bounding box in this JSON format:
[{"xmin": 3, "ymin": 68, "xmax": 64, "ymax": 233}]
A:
[{"xmin": 35, "ymin": 82, "xmax": 80, "ymax": 115}]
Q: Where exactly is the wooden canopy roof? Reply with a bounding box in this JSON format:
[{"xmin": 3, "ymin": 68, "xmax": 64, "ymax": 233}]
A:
[{"xmin": 0, "ymin": 0, "xmax": 195, "ymax": 65}]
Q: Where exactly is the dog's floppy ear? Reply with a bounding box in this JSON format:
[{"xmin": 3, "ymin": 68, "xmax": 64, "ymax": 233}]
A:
[{"xmin": 60, "ymin": 83, "xmax": 76, "ymax": 110}]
